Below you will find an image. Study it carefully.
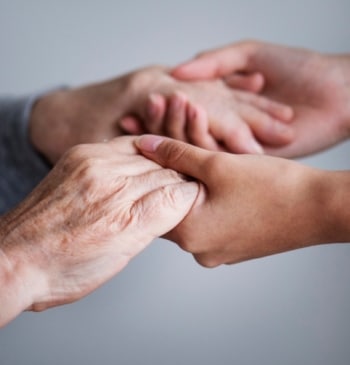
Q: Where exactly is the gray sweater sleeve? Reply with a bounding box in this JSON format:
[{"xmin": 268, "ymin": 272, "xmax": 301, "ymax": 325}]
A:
[{"xmin": 0, "ymin": 95, "xmax": 51, "ymax": 214}]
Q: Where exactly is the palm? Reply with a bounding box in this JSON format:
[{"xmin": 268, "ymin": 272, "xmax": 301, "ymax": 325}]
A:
[{"xmin": 248, "ymin": 47, "xmax": 350, "ymax": 157}]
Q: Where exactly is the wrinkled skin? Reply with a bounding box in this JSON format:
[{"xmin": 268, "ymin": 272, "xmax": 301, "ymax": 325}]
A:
[{"xmin": 0, "ymin": 137, "xmax": 198, "ymax": 326}]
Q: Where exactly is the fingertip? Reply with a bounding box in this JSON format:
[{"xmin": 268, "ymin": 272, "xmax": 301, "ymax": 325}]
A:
[
  {"xmin": 242, "ymin": 138, "xmax": 264, "ymax": 154},
  {"xmin": 136, "ymin": 135, "xmax": 165, "ymax": 153},
  {"xmin": 282, "ymin": 106, "xmax": 294, "ymax": 121},
  {"xmin": 171, "ymin": 62, "xmax": 195, "ymax": 79},
  {"xmin": 224, "ymin": 127, "xmax": 264, "ymax": 155},
  {"xmin": 147, "ymin": 93, "xmax": 166, "ymax": 120},
  {"xmin": 169, "ymin": 91, "xmax": 187, "ymax": 111},
  {"xmin": 225, "ymin": 72, "xmax": 265, "ymax": 93},
  {"xmin": 250, "ymin": 72, "xmax": 265, "ymax": 92},
  {"xmin": 171, "ymin": 59, "xmax": 216, "ymax": 80},
  {"xmin": 120, "ymin": 116, "xmax": 144, "ymax": 135}
]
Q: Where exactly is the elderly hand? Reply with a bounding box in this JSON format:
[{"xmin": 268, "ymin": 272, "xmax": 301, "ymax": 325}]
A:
[
  {"xmin": 172, "ymin": 40, "xmax": 350, "ymax": 157},
  {"xmin": 119, "ymin": 67, "xmax": 294, "ymax": 154},
  {"xmin": 136, "ymin": 135, "xmax": 350, "ymax": 268},
  {"xmin": 0, "ymin": 137, "xmax": 198, "ymax": 327}
]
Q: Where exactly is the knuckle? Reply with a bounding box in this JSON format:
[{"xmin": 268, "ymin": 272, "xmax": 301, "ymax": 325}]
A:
[
  {"xmin": 73, "ymin": 157, "xmax": 103, "ymax": 193},
  {"xmin": 163, "ymin": 168, "xmax": 182, "ymax": 181},
  {"xmin": 203, "ymin": 153, "xmax": 227, "ymax": 176},
  {"xmin": 160, "ymin": 184, "xmax": 179, "ymax": 208},
  {"xmin": 79, "ymin": 157, "xmax": 100, "ymax": 178},
  {"xmin": 161, "ymin": 142, "xmax": 188, "ymax": 167},
  {"xmin": 64, "ymin": 144, "xmax": 92, "ymax": 165}
]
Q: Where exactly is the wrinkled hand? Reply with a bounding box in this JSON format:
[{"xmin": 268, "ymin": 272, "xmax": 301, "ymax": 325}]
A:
[
  {"xmin": 119, "ymin": 67, "xmax": 295, "ymax": 154},
  {"xmin": 0, "ymin": 136, "xmax": 198, "ymax": 326},
  {"xmin": 29, "ymin": 67, "xmax": 171, "ymax": 163},
  {"xmin": 136, "ymin": 135, "xmax": 344, "ymax": 268},
  {"xmin": 172, "ymin": 40, "xmax": 350, "ymax": 157}
]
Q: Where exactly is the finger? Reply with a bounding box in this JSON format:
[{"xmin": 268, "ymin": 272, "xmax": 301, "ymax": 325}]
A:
[
  {"xmin": 233, "ymin": 91, "xmax": 294, "ymax": 122},
  {"xmin": 224, "ymin": 72, "xmax": 265, "ymax": 93},
  {"xmin": 119, "ymin": 116, "xmax": 146, "ymax": 135},
  {"xmin": 131, "ymin": 181, "xmax": 199, "ymax": 242},
  {"xmin": 106, "ymin": 155, "xmax": 163, "ymax": 176},
  {"xmin": 171, "ymin": 42, "xmax": 258, "ymax": 80},
  {"xmin": 144, "ymin": 93, "xmax": 167, "ymax": 134},
  {"xmin": 70, "ymin": 136, "xmax": 141, "ymax": 159},
  {"xmin": 239, "ymin": 105, "xmax": 295, "ymax": 146},
  {"xmin": 123, "ymin": 168, "xmax": 189, "ymax": 202},
  {"xmin": 186, "ymin": 104, "xmax": 221, "ymax": 151},
  {"xmin": 106, "ymin": 135, "xmax": 141, "ymax": 155},
  {"xmin": 135, "ymin": 135, "xmax": 210, "ymax": 179},
  {"xmin": 164, "ymin": 92, "xmax": 188, "ymax": 141},
  {"xmin": 215, "ymin": 118, "xmax": 264, "ymax": 154}
]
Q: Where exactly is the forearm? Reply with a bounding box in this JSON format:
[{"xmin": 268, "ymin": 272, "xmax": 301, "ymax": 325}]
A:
[
  {"xmin": 0, "ymin": 95, "xmax": 51, "ymax": 214},
  {"xmin": 29, "ymin": 78, "xmax": 133, "ymax": 163}
]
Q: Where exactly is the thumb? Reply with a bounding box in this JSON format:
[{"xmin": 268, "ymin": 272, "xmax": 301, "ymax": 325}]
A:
[
  {"xmin": 135, "ymin": 135, "xmax": 209, "ymax": 180},
  {"xmin": 224, "ymin": 72, "xmax": 265, "ymax": 93},
  {"xmin": 171, "ymin": 42, "xmax": 256, "ymax": 80}
]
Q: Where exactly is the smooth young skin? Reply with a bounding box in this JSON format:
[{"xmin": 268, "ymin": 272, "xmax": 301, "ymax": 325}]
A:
[
  {"xmin": 172, "ymin": 40, "xmax": 350, "ymax": 157},
  {"xmin": 136, "ymin": 135, "xmax": 350, "ymax": 268},
  {"xmin": 118, "ymin": 69, "xmax": 295, "ymax": 154},
  {"xmin": 0, "ymin": 137, "xmax": 199, "ymax": 327}
]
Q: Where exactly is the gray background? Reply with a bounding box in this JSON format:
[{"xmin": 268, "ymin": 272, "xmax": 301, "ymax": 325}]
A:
[{"xmin": 1, "ymin": 0, "xmax": 350, "ymax": 364}]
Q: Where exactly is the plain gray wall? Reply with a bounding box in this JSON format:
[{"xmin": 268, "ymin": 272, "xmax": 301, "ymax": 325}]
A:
[{"xmin": 1, "ymin": 0, "xmax": 350, "ymax": 364}]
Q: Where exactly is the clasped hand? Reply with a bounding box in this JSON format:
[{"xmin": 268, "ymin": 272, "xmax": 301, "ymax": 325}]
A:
[{"xmin": 0, "ymin": 137, "xmax": 198, "ymax": 326}]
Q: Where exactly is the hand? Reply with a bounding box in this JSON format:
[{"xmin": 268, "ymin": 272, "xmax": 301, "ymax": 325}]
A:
[
  {"xmin": 28, "ymin": 66, "xmax": 172, "ymax": 163},
  {"xmin": 119, "ymin": 67, "xmax": 295, "ymax": 154},
  {"xmin": 172, "ymin": 40, "xmax": 350, "ymax": 157},
  {"xmin": 136, "ymin": 135, "xmax": 349, "ymax": 267},
  {"xmin": 0, "ymin": 136, "xmax": 198, "ymax": 327}
]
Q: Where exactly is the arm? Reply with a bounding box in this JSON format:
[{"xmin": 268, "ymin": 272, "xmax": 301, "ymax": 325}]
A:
[
  {"xmin": 0, "ymin": 67, "xmax": 200, "ymax": 213},
  {"xmin": 171, "ymin": 40, "xmax": 350, "ymax": 157},
  {"xmin": 0, "ymin": 95, "xmax": 52, "ymax": 213},
  {"xmin": 0, "ymin": 136, "xmax": 198, "ymax": 327},
  {"xmin": 136, "ymin": 135, "xmax": 350, "ymax": 267}
]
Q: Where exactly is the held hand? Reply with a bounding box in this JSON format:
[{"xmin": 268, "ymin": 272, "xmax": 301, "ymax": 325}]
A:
[
  {"xmin": 136, "ymin": 135, "xmax": 342, "ymax": 268},
  {"xmin": 0, "ymin": 136, "xmax": 198, "ymax": 326},
  {"xmin": 29, "ymin": 67, "xmax": 171, "ymax": 163},
  {"xmin": 119, "ymin": 67, "xmax": 295, "ymax": 154},
  {"xmin": 172, "ymin": 40, "xmax": 350, "ymax": 157}
]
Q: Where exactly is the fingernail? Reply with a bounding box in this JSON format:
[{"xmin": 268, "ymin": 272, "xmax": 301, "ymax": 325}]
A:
[{"xmin": 136, "ymin": 135, "xmax": 164, "ymax": 152}]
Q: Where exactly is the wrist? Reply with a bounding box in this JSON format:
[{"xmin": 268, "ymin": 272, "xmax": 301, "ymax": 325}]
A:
[
  {"xmin": 29, "ymin": 89, "xmax": 70, "ymax": 164},
  {"xmin": 0, "ymin": 213, "xmax": 49, "ymax": 326},
  {"xmin": 331, "ymin": 54, "xmax": 350, "ymax": 136},
  {"xmin": 315, "ymin": 170, "xmax": 350, "ymax": 243}
]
